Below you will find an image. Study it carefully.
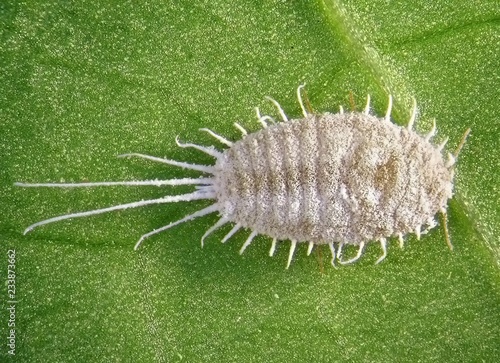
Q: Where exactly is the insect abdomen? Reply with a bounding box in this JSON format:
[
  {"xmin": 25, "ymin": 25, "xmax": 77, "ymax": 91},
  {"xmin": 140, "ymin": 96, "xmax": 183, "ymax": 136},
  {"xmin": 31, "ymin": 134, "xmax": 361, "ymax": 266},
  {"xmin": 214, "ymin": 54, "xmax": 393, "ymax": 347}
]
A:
[{"xmin": 214, "ymin": 112, "xmax": 453, "ymax": 244}]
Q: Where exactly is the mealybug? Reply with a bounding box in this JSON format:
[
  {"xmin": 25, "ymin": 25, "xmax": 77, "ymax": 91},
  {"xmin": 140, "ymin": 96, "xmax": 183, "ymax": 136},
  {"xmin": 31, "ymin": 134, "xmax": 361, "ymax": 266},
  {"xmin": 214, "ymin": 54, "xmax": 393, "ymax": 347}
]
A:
[{"xmin": 16, "ymin": 85, "xmax": 470, "ymax": 268}]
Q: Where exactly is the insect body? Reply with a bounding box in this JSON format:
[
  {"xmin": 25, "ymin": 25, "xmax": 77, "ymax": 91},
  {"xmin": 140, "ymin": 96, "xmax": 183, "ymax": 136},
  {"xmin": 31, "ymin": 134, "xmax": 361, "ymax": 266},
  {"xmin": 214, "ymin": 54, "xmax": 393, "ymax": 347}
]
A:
[{"xmin": 16, "ymin": 85, "xmax": 469, "ymax": 268}]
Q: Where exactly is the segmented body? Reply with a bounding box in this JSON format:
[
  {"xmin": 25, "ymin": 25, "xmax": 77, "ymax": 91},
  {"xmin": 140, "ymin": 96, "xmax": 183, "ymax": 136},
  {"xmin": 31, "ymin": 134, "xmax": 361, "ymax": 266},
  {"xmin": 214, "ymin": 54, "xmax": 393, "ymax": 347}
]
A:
[
  {"xmin": 17, "ymin": 85, "xmax": 465, "ymax": 268},
  {"xmin": 215, "ymin": 112, "xmax": 452, "ymax": 244}
]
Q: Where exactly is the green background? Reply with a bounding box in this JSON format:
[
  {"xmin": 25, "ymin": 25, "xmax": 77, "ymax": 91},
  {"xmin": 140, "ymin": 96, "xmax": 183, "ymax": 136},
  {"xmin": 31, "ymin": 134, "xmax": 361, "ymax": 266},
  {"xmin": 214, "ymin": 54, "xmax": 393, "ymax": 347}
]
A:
[{"xmin": 1, "ymin": 1, "xmax": 499, "ymax": 362}]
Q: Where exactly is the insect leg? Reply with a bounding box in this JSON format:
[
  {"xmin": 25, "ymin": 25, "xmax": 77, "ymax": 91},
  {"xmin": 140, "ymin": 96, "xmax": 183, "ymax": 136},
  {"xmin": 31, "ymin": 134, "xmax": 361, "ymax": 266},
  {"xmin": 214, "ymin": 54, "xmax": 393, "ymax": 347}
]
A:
[
  {"xmin": 307, "ymin": 241, "xmax": 314, "ymax": 256},
  {"xmin": 265, "ymin": 96, "xmax": 289, "ymax": 122},
  {"xmin": 134, "ymin": 204, "xmax": 219, "ymax": 250},
  {"xmin": 440, "ymin": 210, "xmax": 453, "ymax": 251},
  {"xmin": 407, "ymin": 97, "xmax": 417, "ymax": 130},
  {"xmin": 336, "ymin": 242, "xmax": 344, "ymax": 259},
  {"xmin": 453, "ymin": 128, "xmax": 471, "ymax": 159},
  {"xmin": 437, "ymin": 137, "xmax": 449, "ymax": 152},
  {"xmin": 364, "ymin": 94, "xmax": 371, "ymax": 115},
  {"xmin": 269, "ymin": 238, "xmax": 278, "ymax": 256},
  {"xmin": 118, "ymin": 153, "xmax": 215, "ymax": 174},
  {"xmin": 22, "ymin": 190, "xmax": 215, "ymax": 236},
  {"xmin": 424, "ymin": 118, "xmax": 437, "ymax": 142},
  {"xmin": 201, "ymin": 217, "xmax": 230, "ymax": 247},
  {"xmin": 255, "ymin": 107, "xmax": 277, "ymax": 128},
  {"xmin": 239, "ymin": 230, "xmax": 258, "ymax": 254},
  {"xmin": 338, "ymin": 241, "xmax": 365, "ymax": 265},
  {"xmin": 233, "ymin": 122, "xmax": 248, "ymax": 137},
  {"xmin": 199, "ymin": 128, "xmax": 234, "ymax": 147},
  {"xmin": 398, "ymin": 233, "xmax": 404, "ymax": 249},
  {"xmin": 328, "ymin": 242, "xmax": 336, "ymax": 267},
  {"xmin": 375, "ymin": 238, "xmax": 388, "ymax": 264},
  {"xmin": 296, "ymin": 83, "xmax": 308, "ymax": 118},
  {"xmin": 415, "ymin": 225, "xmax": 421, "ymax": 240},
  {"xmin": 221, "ymin": 223, "xmax": 242, "ymax": 243},
  {"xmin": 175, "ymin": 136, "xmax": 223, "ymax": 158},
  {"xmin": 286, "ymin": 239, "xmax": 297, "ymax": 269},
  {"xmin": 384, "ymin": 95, "xmax": 393, "ymax": 122},
  {"xmin": 15, "ymin": 177, "xmax": 214, "ymax": 188}
]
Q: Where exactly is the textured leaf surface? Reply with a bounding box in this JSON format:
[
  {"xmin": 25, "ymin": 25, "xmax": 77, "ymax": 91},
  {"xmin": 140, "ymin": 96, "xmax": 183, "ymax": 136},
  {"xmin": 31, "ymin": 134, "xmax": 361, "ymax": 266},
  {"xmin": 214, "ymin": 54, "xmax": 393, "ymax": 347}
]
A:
[{"xmin": 1, "ymin": 1, "xmax": 499, "ymax": 362}]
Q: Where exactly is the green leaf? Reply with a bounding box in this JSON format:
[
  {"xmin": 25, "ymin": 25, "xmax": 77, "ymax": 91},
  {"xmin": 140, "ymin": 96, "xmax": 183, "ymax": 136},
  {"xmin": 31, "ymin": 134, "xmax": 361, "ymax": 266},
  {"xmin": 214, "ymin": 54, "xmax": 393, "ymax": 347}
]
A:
[{"xmin": 1, "ymin": 1, "xmax": 499, "ymax": 362}]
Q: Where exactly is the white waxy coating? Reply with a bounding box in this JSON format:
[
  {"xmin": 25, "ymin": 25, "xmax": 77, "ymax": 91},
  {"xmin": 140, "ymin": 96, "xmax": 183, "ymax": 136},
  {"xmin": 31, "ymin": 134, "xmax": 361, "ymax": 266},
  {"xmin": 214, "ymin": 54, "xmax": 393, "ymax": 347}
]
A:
[
  {"xmin": 214, "ymin": 112, "xmax": 453, "ymax": 245},
  {"xmin": 16, "ymin": 85, "xmax": 467, "ymax": 268}
]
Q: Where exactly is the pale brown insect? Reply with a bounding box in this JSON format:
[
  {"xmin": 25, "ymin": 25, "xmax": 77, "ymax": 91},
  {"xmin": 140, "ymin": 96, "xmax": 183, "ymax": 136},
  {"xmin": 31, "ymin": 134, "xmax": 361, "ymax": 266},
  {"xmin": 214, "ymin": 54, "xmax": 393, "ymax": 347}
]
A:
[{"xmin": 16, "ymin": 85, "xmax": 469, "ymax": 268}]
